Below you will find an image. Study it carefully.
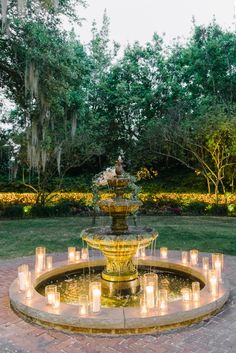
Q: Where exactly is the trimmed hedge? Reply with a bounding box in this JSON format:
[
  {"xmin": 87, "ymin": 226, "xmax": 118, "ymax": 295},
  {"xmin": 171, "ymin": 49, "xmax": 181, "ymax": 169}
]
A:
[{"xmin": 0, "ymin": 192, "xmax": 235, "ymax": 218}]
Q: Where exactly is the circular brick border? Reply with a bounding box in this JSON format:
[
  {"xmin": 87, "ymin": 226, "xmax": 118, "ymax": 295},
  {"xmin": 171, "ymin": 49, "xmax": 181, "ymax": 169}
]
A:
[{"xmin": 9, "ymin": 252, "xmax": 229, "ymax": 334}]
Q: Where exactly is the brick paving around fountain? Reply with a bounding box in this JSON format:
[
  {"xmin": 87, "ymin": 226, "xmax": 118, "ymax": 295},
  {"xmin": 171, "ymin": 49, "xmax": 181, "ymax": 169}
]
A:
[{"xmin": 0, "ymin": 252, "xmax": 236, "ymax": 353}]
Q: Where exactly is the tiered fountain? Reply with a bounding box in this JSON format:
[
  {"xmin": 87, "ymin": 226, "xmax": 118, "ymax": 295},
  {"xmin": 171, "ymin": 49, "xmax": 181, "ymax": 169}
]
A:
[
  {"xmin": 81, "ymin": 157, "xmax": 157, "ymax": 298},
  {"xmin": 9, "ymin": 158, "xmax": 230, "ymax": 334}
]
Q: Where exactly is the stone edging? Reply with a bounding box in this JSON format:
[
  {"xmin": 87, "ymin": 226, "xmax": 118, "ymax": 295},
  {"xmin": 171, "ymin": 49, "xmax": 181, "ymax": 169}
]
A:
[{"xmin": 9, "ymin": 253, "xmax": 230, "ymax": 334}]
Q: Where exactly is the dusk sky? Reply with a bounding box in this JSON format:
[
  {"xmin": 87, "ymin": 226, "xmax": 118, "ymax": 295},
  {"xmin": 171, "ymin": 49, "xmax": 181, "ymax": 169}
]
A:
[{"xmin": 76, "ymin": 0, "xmax": 236, "ymax": 45}]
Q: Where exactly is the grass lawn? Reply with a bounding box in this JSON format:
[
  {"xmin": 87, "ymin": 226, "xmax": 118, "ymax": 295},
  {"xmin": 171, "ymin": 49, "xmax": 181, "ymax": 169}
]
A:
[{"xmin": 0, "ymin": 216, "xmax": 235, "ymax": 259}]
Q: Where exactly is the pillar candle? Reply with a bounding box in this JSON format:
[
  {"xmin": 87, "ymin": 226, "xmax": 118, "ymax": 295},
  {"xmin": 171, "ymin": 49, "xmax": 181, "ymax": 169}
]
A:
[
  {"xmin": 68, "ymin": 247, "xmax": 76, "ymax": 262},
  {"xmin": 46, "ymin": 256, "xmax": 53, "ymax": 270},
  {"xmin": 181, "ymin": 251, "xmax": 188, "ymax": 265},
  {"xmin": 190, "ymin": 249, "xmax": 198, "ymax": 266},
  {"xmin": 18, "ymin": 264, "xmax": 29, "ymax": 291},
  {"xmin": 160, "ymin": 247, "xmax": 168, "ymax": 259}
]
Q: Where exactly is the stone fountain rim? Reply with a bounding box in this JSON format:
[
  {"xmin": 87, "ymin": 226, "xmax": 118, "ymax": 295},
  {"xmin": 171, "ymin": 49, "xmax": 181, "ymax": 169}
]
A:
[{"xmin": 9, "ymin": 252, "xmax": 230, "ymax": 335}]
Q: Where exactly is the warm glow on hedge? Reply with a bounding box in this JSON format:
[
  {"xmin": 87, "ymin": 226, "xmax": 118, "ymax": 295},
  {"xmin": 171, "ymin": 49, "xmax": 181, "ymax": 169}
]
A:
[{"xmin": 0, "ymin": 192, "xmax": 235, "ymax": 207}]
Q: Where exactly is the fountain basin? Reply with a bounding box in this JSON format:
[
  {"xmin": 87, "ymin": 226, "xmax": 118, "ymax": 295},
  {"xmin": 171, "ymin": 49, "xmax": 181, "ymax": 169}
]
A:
[
  {"xmin": 82, "ymin": 226, "xmax": 157, "ymax": 296},
  {"xmin": 9, "ymin": 252, "xmax": 229, "ymax": 334}
]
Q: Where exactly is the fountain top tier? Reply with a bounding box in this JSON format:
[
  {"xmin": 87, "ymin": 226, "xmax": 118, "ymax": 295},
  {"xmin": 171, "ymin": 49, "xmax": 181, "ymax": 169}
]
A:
[{"xmin": 97, "ymin": 157, "xmax": 142, "ymax": 234}]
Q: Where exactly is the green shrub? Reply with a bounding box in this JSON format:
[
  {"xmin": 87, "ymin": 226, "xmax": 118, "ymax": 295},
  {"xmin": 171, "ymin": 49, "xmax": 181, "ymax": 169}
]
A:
[
  {"xmin": 31, "ymin": 205, "xmax": 55, "ymax": 218},
  {"xmin": 3, "ymin": 205, "xmax": 24, "ymax": 218},
  {"xmin": 181, "ymin": 201, "xmax": 207, "ymax": 215},
  {"xmin": 206, "ymin": 204, "xmax": 228, "ymax": 216},
  {"xmin": 54, "ymin": 199, "xmax": 92, "ymax": 216},
  {"xmin": 228, "ymin": 203, "xmax": 236, "ymax": 216}
]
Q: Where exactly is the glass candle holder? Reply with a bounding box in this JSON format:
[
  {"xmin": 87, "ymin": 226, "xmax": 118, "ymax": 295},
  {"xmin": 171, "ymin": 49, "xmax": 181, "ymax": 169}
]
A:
[
  {"xmin": 160, "ymin": 247, "xmax": 168, "ymax": 259},
  {"xmin": 181, "ymin": 287, "xmax": 192, "ymax": 302},
  {"xmin": 25, "ymin": 271, "xmax": 32, "ymax": 299},
  {"xmin": 35, "ymin": 247, "xmax": 46, "ymax": 273},
  {"xmin": 190, "ymin": 249, "xmax": 198, "ymax": 266},
  {"xmin": 81, "ymin": 248, "xmax": 89, "ymax": 260},
  {"xmin": 52, "ymin": 292, "xmax": 60, "ymax": 309},
  {"xmin": 192, "ymin": 281, "xmax": 200, "ymax": 302},
  {"xmin": 145, "ymin": 285, "xmax": 155, "ymax": 309},
  {"xmin": 78, "ymin": 295, "xmax": 89, "ymax": 316},
  {"xmin": 159, "ymin": 289, "xmax": 168, "ymax": 311},
  {"xmin": 140, "ymin": 248, "xmax": 146, "ymax": 258},
  {"xmin": 89, "ymin": 282, "xmax": 101, "ymax": 313},
  {"xmin": 68, "ymin": 247, "xmax": 76, "ymax": 262},
  {"xmin": 208, "ymin": 269, "xmax": 219, "ymax": 296},
  {"xmin": 46, "ymin": 256, "xmax": 53, "ymax": 270},
  {"xmin": 212, "ymin": 253, "xmax": 221, "ymax": 267},
  {"xmin": 75, "ymin": 251, "xmax": 81, "ymax": 262},
  {"xmin": 143, "ymin": 273, "xmax": 158, "ymax": 308},
  {"xmin": 212, "ymin": 253, "xmax": 222, "ymax": 280},
  {"xmin": 18, "ymin": 264, "xmax": 29, "ymax": 291},
  {"xmin": 202, "ymin": 257, "xmax": 209, "ymax": 271},
  {"xmin": 45, "ymin": 284, "xmax": 57, "ymax": 305},
  {"xmin": 214, "ymin": 259, "xmax": 222, "ymax": 281},
  {"xmin": 140, "ymin": 296, "xmax": 148, "ymax": 316},
  {"xmin": 181, "ymin": 251, "xmax": 188, "ymax": 265}
]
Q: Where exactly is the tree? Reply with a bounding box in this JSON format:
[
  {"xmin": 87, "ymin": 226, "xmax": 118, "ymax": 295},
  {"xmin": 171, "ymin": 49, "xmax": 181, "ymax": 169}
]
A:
[{"xmin": 0, "ymin": 0, "xmax": 105, "ymax": 201}]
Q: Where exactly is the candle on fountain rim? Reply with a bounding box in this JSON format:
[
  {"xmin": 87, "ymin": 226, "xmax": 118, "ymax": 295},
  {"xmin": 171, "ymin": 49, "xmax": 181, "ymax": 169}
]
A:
[
  {"xmin": 135, "ymin": 248, "xmax": 140, "ymax": 258},
  {"xmin": 143, "ymin": 273, "xmax": 158, "ymax": 308},
  {"xmin": 18, "ymin": 264, "xmax": 29, "ymax": 291},
  {"xmin": 214, "ymin": 259, "xmax": 222, "ymax": 281},
  {"xmin": 181, "ymin": 287, "xmax": 192, "ymax": 302},
  {"xmin": 92, "ymin": 288, "xmax": 101, "ymax": 313},
  {"xmin": 35, "ymin": 247, "xmax": 46, "ymax": 273},
  {"xmin": 52, "ymin": 292, "xmax": 60, "ymax": 309},
  {"xmin": 25, "ymin": 271, "xmax": 32, "ymax": 298},
  {"xmin": 212, "ymin": 253, "xmax": 222, "ymax": 280},
  {"xmin": 159, "ymin": 289, "xmax": 168, "ymax": 311},
  {"xmin": 190, "ymin": 249, "xmax": 198, "ymax": 266},
  {"xmin": 25, "ymin": 287, "xmax": 32, "ymax": 299},
  {"xmin": 192, "ymin": 282, "xmax": 200, "ymax": 302},
  {"xmin": 89, "ymin": 282, "xmax": 101, "ymax": 313},
  {"xmin": 160, "ymin": 247, "xmax": 168, "ymax": 259},
  {"xmin": 140, "ymin": 296, "xmax": 148, "ymax": 315},
  {"xmin": 202, "ymin": 257, "xmax": 209, "ymax": 271},
  {"xmin": 212, "ymin": 253, "xmax": 221, "ymax": 267},
  {"xmin": 48, "ymin": 293, "xmax": 55, "ymax": 305},
  {"xmin": 75, "ymin": 251, "xmax": 80, "ymax": 261},
  {"xmin": 81, "ymin": 247, "xmax": 89, "ymax": 260},
  {"xmin": 140, "ymin": 247, "xmax": 146, "ymax": 258},
  {"xmin": 45, "ymin": 285, "xmax": 57, "ymax": 305},
  {"xmin": 46, "ymin": 256, "xmax": 53, "ymax": 270},
  {"xmin": 181, "ymin": 251, "xmax": 188, "ymax": 265},
  {"xmin": 145, "ymin": 285, "xmax": 155, "ymax": 309},
  {"xmin": 208, "ymin": 269, "xmax": 219, "ymax": 296},
  {"xmin": 68, "ymin": 247, "xmax": 76, "ymax": 262},
  {"xmin": 78, "ymin": 295, "xmax": 89, "ymax": 316}
]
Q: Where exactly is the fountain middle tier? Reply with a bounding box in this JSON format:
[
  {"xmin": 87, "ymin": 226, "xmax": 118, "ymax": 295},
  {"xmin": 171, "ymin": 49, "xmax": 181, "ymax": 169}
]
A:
[
  {"xmin": 98, "ymin": 199, "xmax": 142, "ymax": 233},
  {"xmin": 81, "ymin": 226, "xmax": 158, "ymax": 297}
]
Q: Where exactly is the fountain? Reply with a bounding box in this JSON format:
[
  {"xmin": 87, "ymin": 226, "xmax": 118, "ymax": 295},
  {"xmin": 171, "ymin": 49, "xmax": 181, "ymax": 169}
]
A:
[
  {"xmin": 9, "ymin": 158, "xmax": 230, "ymax": 334},
  {"xmin": 81, "ymin": 157, "xmax": 157, "ymax": 298}
]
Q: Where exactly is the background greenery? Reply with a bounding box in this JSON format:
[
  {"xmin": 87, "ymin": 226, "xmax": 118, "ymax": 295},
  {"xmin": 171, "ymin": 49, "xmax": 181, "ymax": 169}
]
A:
[{"xmin": 1, "ymin": 3, "xmax": 236, "ymax": 200}]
